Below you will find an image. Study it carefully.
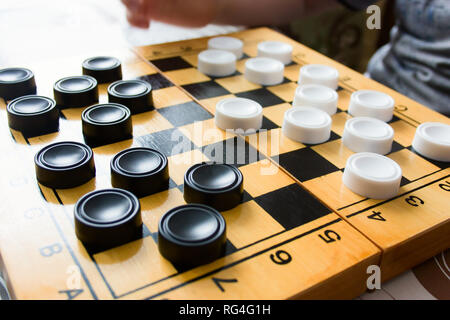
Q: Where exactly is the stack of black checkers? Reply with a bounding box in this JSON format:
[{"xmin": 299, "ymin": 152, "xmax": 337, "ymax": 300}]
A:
[
  {"xmin": 82, "ymin": 56, "xmax": 122, "ymax": 84},
  {"xmin": 34, "ymin": 141, "xmax": 95, "ymax": 189},
  {"xmin": 74, "ymin": 188, "xmax": 142, "ymax": 250},
  {"xmin": 0, "ymin": 67, "xmax": 36, "ymax": 101},
  {"xmin": 108, "ymin": 79, "xmax": 153, "ymax": 114},
  {"xmin": 7, "ymin": 95, "xmax": 59, "ymax": 137},
  {"xmin": 54, "ymin": 75, "xmax": 98, "ymax": 108},
  {"xmin": 81, "ymin": 103, "xmax": 132, "ymax": 147},
  {"xmin": 111, "ymin": 147, "xmax": 169, "ymax": 198}
]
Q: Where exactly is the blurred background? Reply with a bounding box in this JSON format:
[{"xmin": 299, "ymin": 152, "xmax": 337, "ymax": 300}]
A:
[{"xmin": 0, "ymin": 0, "xmax": 392, "ymax": 73}]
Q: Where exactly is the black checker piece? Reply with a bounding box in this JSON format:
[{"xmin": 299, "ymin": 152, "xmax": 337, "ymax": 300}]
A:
[
  {"xmin": 82, "ymin": 103, "xmax": 132, "ymax": 147},
  {"xmin": 74, "ymin": 188, "xmax": 142, "ymax": 250},
  {"xmin": 111, "ymin": 147, "xmax": 169, "ymax": 198},
  {"xmin": 158, "ymin": 101, "xmax": 212, "ymax": 127},
  {"xmin": 7, "ymin": 95, "xmax": 59, "ymax": 137},
  {"xmin": 184, "ymin": 162, "xmax": 244, "ymax": 211},
  {"xmin": 158, "ymin": 204, "xmax": 227, "ymax": 269},
  {"xmin": 108, "ymin": 79, "xmax": 153, "ymax": 114},
  {"xmin": 53, "ymin": 75, "xmax": 99, "ymax": 108},
  {"xmin": 0, "ymin": 67, "xmax": 36, "ymax": 101},
  {"xmin": 34, "ymin": 141, "xmax": 95, "ymax": 189},
  {"xmin": 274, "ymin": 148, "xmax": 339, "ymax": 182},
  {"xmin": 82, "ymin": 56, "xmax": 122, "ymax": 84},
  {"xmin": 255, "ymin": 184, "xmax": 331, "ymax": 230}
]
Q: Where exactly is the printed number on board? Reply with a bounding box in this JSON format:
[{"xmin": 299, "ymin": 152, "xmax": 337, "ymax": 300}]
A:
[
  {"xmin": 405, "ymin": 195, "xmax": 424, "ymax": 207},
  {"xmin": 318, "ymin": 230, "xmax": 341, "ymax": 244},
  {"xmin": 212, "ymin": 277, "xmax": 238, "ymax": 292},
  {"xmin": 367, "ymin": 211, "xmax": 386, "ymax": 222},
  {"xmin": 439, "ymin": 181, "xmax": 450, "ymax": 192},
  {"xmin": 39, "ymin": 243, "xmax": 63, "ymax": 257},
  {"xmin": 270, "ymin": 250, "xmax": 292, "ymax": 265}
]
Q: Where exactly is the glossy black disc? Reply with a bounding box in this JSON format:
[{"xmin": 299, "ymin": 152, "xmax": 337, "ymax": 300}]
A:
[
  {"xmin": 158, "ymin": 204, "xmax": 226, "ymax": 268},
  {"xmin": 53, "ymin": 75, "xmax": 98, "ymax": 108},
  {"xmin": 0, "ymin": 68, "xmax": 36, "ymax": 100},
  {"xmin": 74, "ymin": 188, "xmax": 142, "ymax": 250},
  {"xmin": 7, "ymin": 95, "xmax": 59, "ymax": 137},
  {"xmin": 82, "ymin": 56, "xmax": 122, "ymax": 84},
  {"xmin": 81, "ymin": 103, "xmax": 132, "ymax": 147},
  {"xmin": 184, "ymin": 162, "xmax": 243, "ymax": 211},
  {"xmin": 107, "ymin": 79, "xmax": 153, "ymax": 114},
  {"xmin": 34, "ymin": 141, "xmax": 95, "ymax": 188},
  {"xmin": 111, "ymin": 147, "xmax": 169, "ymax": 198}
]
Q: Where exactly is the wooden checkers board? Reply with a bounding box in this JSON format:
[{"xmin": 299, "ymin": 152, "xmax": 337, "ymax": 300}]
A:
[{"xmin": 0, "ymin": 27, "xmax": 448, "ymax": 299}]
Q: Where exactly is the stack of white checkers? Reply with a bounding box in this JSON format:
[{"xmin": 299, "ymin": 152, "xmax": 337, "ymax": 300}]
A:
[{"xmin": 200, "ymin": 37, "xmax": 449, "ymax": 201}]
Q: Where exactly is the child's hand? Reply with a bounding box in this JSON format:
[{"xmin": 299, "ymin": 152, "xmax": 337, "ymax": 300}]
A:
[
  {"xmin": 121, "ymin": 0, "xmax": 336, "ymax": 29},
  {"xmin": 121, "ymin": 0, "xmax": 220, "ymax": 28}
]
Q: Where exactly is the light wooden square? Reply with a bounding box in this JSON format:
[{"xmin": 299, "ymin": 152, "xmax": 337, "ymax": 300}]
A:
[
  {"xmin": 303, "ymin": 171, "xmax": 365, "ymax": 210},
  {"xmin": 164, "ymin": 68, "xmax": 210, "ymax": 86},
  {"xmin": 167, "ymin": 149, "xmax": 209, "ymax": 185},
  {"xmin": 178, "ymin": 118, "xmax": 235, "ymax": 147},
  {"xmin": 222, "ymin": 200, "xmax": 284, "ymax": 249},
  {"xmin": 239, "ymin": 160, "xmax": 292, "ymax": 198},
  {"xmin": 390, "ymin": 120, "xmax": 416, "ymax": 147},
  {"xmin": 263, "ymin": 103, "xmax": 291, "ymax": 127},
  {"xmin": 267, "ymin": 82, "xmax": 297, "ymax": 102},
  {"xmin": 284, "ymin": 64, "xmax": 301, "ymax": 82},
  {"xmin": 312, "ymin": 139, "xmax": 354, "ymax": 169},
  {"xmin": 388, "ymin": 149, "xmax": 440, "ymax": 181},
  {"xmin": 132, "ymin": 110, "xmax": 174, "ymax": 136},
  {"xmin": 140, "ymin": 187, "xmax": 186, "ymax": 232},
  {"xmin": 215, "ymin": 75, "xmax": 261, "ymax": 94},
  {"xmin": 337, "ymin": 89, "xmax": 352, "ymax": 111},
  {"xmin": 199, "ymin": 94, "xmax": 235, "ymax": 114},
  {"xmin": 152, "ymin": 86, "xmax": 192, "ymax": 109},
  {"xmin": 331, "ymin": 112, "xmax": 352, "ymax": 136},
  {"xmin": 94, "ymin": 237, "xmax": 177, "ymax": 295},
  {"xmin": 247, "ymin": 128, "xmax": 305, "ymax": 157}
]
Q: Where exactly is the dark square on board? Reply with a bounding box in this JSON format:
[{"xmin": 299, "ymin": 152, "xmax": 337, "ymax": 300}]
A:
[
  {"xmin": 158, "ymin": 101, "xmax": 213, "ymax": 127},
  {"xmin": 182, "ymin": 81, "xmax": 230, "ymax": 100},
  {"xmin": 137, "ymin": 73, "xmax": 174, "ymax": 90},
  {"xmin": 274, "ymin": 148, "xmax": 340, "ymax": 182},
  {"xmin": 151, "ymin": 57, "xmax": 193, "ymax": 72},
  {"xmin": 202, "ymin": 136, "xmax": 265, "ymax": 167},
  {"xmin": 136, "ymin": 127, "xmax": 196, "ymax": 157},
  {"xmin": 254, "ymin": 183, "xmax": 331, "ymax": 230},
  {"xmin": 236, "ymin": 88, "xmax": 284, "ymax": 107}
]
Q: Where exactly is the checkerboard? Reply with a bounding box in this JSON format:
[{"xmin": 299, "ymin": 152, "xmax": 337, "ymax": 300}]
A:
[
  {"xmin": 0, "ymin": 28, "xmax": 446, "ymax": 300},
  {"xmin": 136, "ymin": 28, "xmax": 449, "ymax": 284}
]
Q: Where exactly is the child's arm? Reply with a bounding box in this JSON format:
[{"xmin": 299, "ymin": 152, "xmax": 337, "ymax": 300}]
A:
[{"xmin": 121, "ymin": 0, "xmax": 341, "ymax": 29}]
